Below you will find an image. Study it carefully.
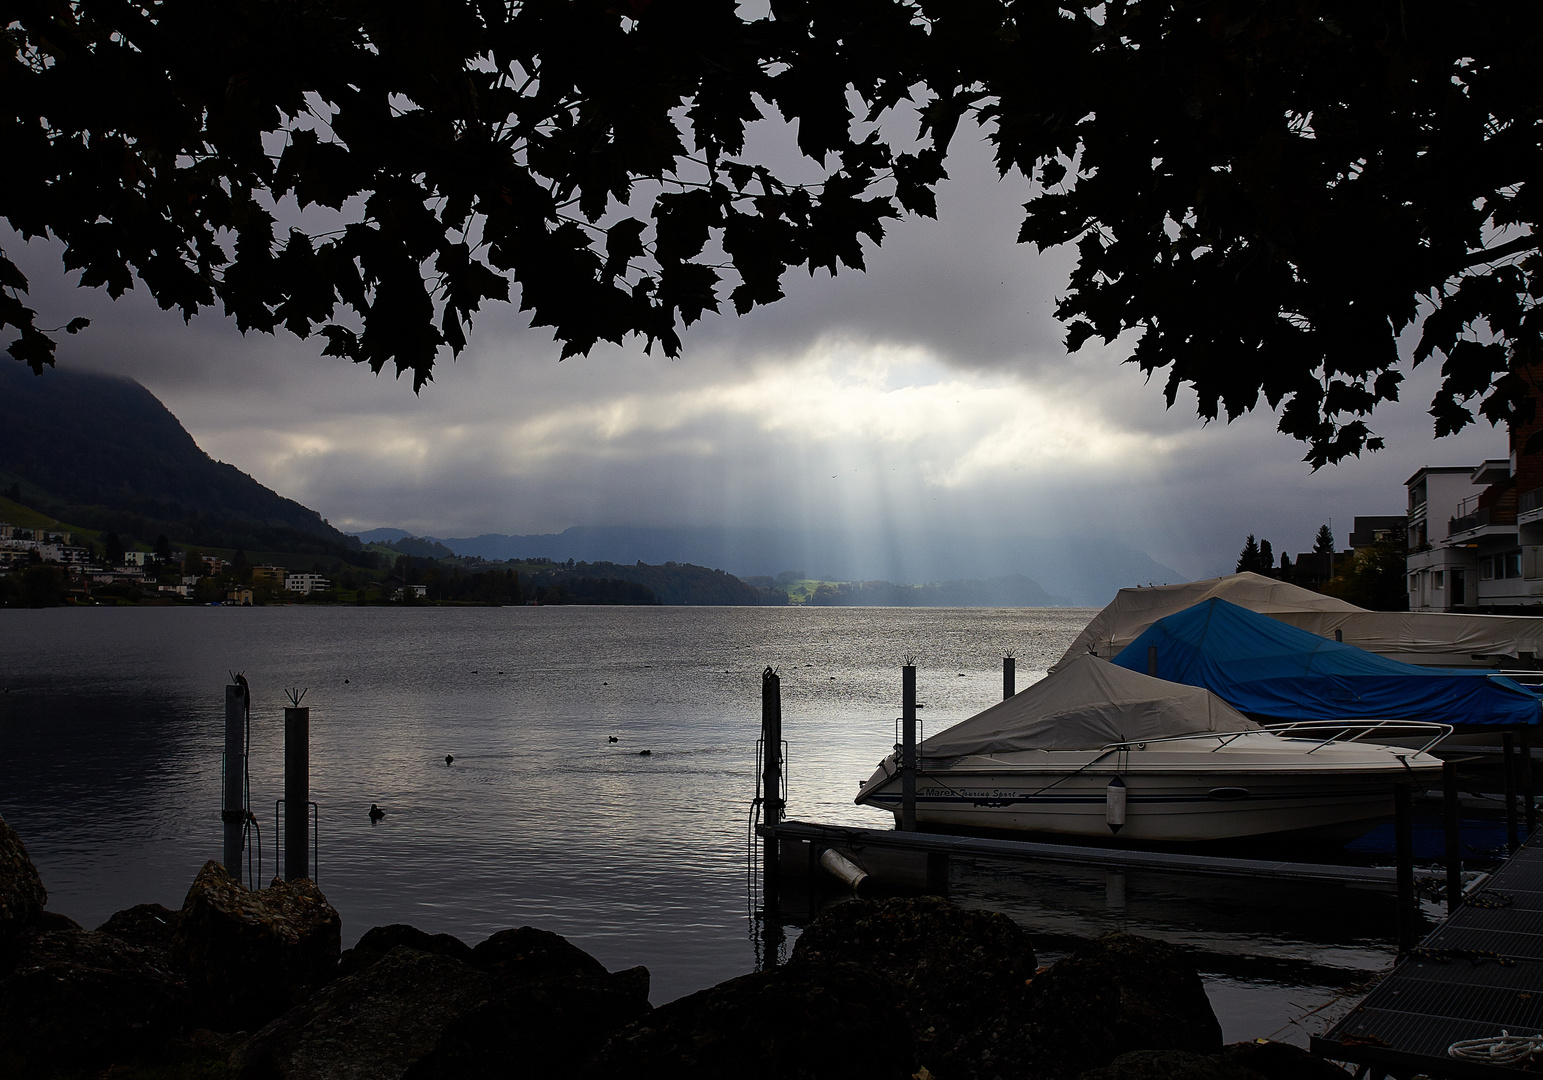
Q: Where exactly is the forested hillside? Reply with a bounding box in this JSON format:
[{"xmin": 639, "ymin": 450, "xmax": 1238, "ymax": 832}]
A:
[{"xmin": 0, "ymin": 364, "xmax": 363, "ymax": 557}]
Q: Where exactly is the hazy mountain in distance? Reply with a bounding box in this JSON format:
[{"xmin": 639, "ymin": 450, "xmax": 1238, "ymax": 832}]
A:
[{"xmin": 352, "ymin": 524, "xmax": 1182, "ymax": 606}]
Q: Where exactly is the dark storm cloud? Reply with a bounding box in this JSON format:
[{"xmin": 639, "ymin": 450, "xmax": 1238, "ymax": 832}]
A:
[{"xmin": 3, "ymin": 105, "xmax": 1511, "ymax": 589}]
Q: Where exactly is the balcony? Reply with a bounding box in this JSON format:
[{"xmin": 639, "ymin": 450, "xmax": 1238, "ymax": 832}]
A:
[
  {"xmin": 1521, "ymin": 486, "xmax": 1543, "ymax": 516},
  {"xmin": 1451, "ymin": 505, "xmax": 1519, "ymax": 534}
]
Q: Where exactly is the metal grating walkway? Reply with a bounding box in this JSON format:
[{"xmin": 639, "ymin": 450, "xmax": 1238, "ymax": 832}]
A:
[{"xmin": 1315, "ymin": 833, "xmax": 1543, "ymax": 1079}]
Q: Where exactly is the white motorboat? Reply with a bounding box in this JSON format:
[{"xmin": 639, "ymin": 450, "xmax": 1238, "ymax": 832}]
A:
[{"xmin": 854, "ymin": 655, "xmax": 1447, "ymax": 844}]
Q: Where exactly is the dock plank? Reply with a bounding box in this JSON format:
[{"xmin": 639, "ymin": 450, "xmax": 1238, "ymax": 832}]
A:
[{"xmin": 763, "ymin": 819, "xmax": 1401, "ymax": 889}]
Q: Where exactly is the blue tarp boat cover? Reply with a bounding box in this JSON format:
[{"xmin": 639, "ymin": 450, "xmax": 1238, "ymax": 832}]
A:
[{"xmin": 1112, "ymin": 598, "xmax": 1542, "ymax": 727}]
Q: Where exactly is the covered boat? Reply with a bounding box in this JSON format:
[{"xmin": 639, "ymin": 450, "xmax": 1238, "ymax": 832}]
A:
[
  {"xmin": 854, "ymin": 655, "xmax": 1444, "ymax": 843},
  {"xmin": 1054, "ymin": 572, "xmax": 1543, "ymax": 670},
  {"xmin": 1110, "ymin": 598, "xmax": 1543, "ymax": 729}
]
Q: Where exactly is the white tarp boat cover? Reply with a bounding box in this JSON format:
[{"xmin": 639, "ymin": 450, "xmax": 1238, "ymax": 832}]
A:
[
  {"xmin": 1053, "ymin": 572, "xmax": 1543, "ymax": 670},
  {"xmin": 920, "ymin": 654, "xmax": 1260, "ymax": 757}
]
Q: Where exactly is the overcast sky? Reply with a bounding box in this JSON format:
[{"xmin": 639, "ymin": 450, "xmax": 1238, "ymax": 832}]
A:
[{"xmin": 5, "ymin": 118, "xmax": 1502, "ymax": 584}]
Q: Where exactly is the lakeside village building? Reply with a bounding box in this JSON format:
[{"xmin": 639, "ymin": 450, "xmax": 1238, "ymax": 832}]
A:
[
  {"xmin": 1407, "ymin": 396, "xmax": 1543, "ymax": 613},
  {"xmin": 0, "ymin": 526, "xmax": 330, "ymax": 601}
]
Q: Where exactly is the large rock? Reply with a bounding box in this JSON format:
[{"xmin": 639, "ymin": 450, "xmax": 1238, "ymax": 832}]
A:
[
  {"xmin": 981, "ymin": 932, "xmax": 1223, "ymax": 1080},
  {"xmin": 470, "ymin": 925, "xmax": 610, "ymax": 983},
  {"xmin": 233, "ymin": 946, "xmax": 498, "ymax": 1080},
  {"xmin": 405, "ymin": 968, "xmax": 652, "ymax": 1079},
  {"xmin": 0, "ymin": 928, "xmax": 189, "ymax": 1076},
  {"xmin": 1221, "ymin": 1041, "xmax": 1352, "ymax": 1080},
  {"xmin": 790, "ymin": 895, "xmax": 1038, "ymax": 1068},
  {"xmin": 585, "ymin": 961, "xmax": 916, "ymax": 1080},
  {"xmin": 0, "ymin": 814, "xmax": 46, "ymax": 945},
  {"xmin": 237, "ymin": 927, "xmax": 652, "ymax": 1080},
  {"xmin": 338, "ymin": 923, "xmax": 473, "ymax": 978},
  {"xmin": 1079, "ymin": 1049, "xmax": 1268, "ymax": 1080},
  {"xmin": 174, "ymin": 860, "xmax": 342, "ymax": 1030},
  {"xmin": 98, "ymin": 902, "xmax": 181, "ymax": 951}
]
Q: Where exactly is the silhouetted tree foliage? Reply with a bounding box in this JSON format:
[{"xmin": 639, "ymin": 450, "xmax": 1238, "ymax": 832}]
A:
[
  {"xmin": 5, "ymin": 1, "xmax": 1540, "ymax": 464},
  {"xmin": 1235, "ymin": 534, "xmax": 1276, "ymax": 575},
  {"xmin": 16, "ymin": 564, "xmax": 66, "ymax": 607},
  {"xmin": 1320, "ymin": 543, "xmax": 1410, "ymax": 611},
  {"xmin": 103, "ymin": 530, "xmax": 124, "ymax": 565},
  {"xmin": 1313, "ymin": 525, "xmax": 1336, "ymax": 555}
]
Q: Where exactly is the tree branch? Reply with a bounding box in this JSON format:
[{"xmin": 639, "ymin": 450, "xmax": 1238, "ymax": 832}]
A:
[{"xmin": 1460, "ymin": 233, "xmax": 1541, "ymax": 269}]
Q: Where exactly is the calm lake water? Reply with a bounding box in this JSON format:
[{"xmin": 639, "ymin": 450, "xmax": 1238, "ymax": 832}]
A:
[{"xmin": 0, "ymin": 606, "xmax": 1459, "ymax": 1043}]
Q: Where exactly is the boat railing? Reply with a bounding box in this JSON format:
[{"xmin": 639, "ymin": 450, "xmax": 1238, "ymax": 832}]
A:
[
  {"xmin": 1261, "ymin": 718, "xmax": 1452, "ymax": 756},
  {"xmin": 1096, "ymin": 719, "xmax": 1450, "ymax": 757}
]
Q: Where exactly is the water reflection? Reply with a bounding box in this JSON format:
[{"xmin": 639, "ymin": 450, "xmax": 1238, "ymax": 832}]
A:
[{"xmin": 0, "ymin": 605, "xmax": 1441, "ymax": 1034}]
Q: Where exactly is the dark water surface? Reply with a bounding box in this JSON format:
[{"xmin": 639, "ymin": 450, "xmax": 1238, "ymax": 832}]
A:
[{"xmin": 0, "ymin": 606, "xmax": 1426, "ymax": 1042}]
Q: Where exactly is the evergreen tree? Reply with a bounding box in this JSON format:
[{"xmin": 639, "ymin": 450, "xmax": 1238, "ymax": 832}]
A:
[
  {"xmin": 1236, "ymin": 534, "xmax": 1262, "ymax": 573},
  {"xmin": 1259, "ymin": 539, "xmax": 1274, "ymax": 577},
  {"xmin": 104, "ymin": 531, "xmax": 125, "ymax": 565},
  {"xmin": 155, "ymin": 533, "xmax": 173, "ymax": 563},
  {"xmin": 1280, "ymin": 553, "xmax": 1293, "ymax": 582},
  {"xmin": 1314, "ymin": 525, "xmax": 1336, "ymax": 554}
]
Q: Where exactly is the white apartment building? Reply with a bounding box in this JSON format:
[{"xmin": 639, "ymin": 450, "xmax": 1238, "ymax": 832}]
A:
[
  {"xmin": 1407, "ymin": 454, "xmax": 1543, "ymax": 612},
  {"xmin": 285, "ymin": 573, "xmax": 331, "ymax": 595}
]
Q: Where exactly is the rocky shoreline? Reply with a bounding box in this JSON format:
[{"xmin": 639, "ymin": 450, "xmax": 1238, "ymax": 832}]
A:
[{"xmin": 1, "ymin": 815, "xmax": 1351, "ymax": 1080}]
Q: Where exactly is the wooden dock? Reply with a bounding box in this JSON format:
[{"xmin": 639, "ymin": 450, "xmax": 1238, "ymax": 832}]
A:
[
  {"xmin": 1315, "ymin": 831, "xmax": 1543, "ymax": 1079},
  {"xmin": 761, "ymin": 819, "xmax": 1405, "ymax": 891}
]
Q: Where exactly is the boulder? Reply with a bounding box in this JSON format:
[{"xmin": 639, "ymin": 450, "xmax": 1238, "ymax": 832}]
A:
[
  {"xmin": 1079, "ymin": 1049, "xmax": 1268, "ymax": 1080},
  {"xmin": 31, "ymin": 908, "xmax": 83, "ymax": 931},
  {"xmin": 98, "ymin": 902, "xmax": 181, "ymax": 951},
  {"xmin": 338, "ymin": 924, "xmax": 473, "ymax": 978},
  {"xmin": 585, "ymin": 961, "xmax": 916, "ymax": 1080},
  {"xmin": 0, "ymin": 928, "xmax": 189, "ymax": 1077},
  {"xmin": 174, "ymin": 860, "xmax": 342, "ymax": 1030},
  {"xmin": 0, "ymin": 814, "xmax": 46, "ymax": 944},
  {"xmin": 977, "ymin": 932, "xmax": 1223, "ymax": 1080},
  {"xmin": 233, "ymin": 946, "xmax": 498, "ymax": 1080},
  {"xmin": 406, "ymin": 969, "xmax": 653, "ymax": 1079},
  {"xmin": 1221, "ymin": 1041, "xmax": 1352, "ymax": 1080},
  {"xmin": 790, "ymin": 895, "xmax": 1037, "ymax": 1067},
  {"xmin": 470, "ymin": 925, "xmax": 609, "ymax": 984}
]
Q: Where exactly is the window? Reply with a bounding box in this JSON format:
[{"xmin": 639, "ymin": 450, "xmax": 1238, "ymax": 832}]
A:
[
  {"xmin": 1432, "ymin": 570, "xmax": 1445, "ymax": 589},
  {"xmin": 1503, "ymin": 551, "xmax": 1523, "ymax": 579}
]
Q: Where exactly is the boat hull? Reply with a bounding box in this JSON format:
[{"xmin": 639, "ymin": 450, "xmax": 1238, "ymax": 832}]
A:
[{"xmin": 857, "ymin": 749, "xmax": 1440, "ymax": 844}]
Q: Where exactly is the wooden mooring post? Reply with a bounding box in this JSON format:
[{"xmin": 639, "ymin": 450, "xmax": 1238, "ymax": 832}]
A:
[
  {"xmin": 901, "ymin": 664, "xmax": 917, "ymax": 832},
  {"xmin": 760, "ymin": 667, "xmax": 783, "ymax": 912},
  {"xmin": 284, "ymin": 705, "xmax": 310, "ymax": 880},
  {"xmin": 1505, "ymin": 729, "xmax": 1519, "ymax": 853},
  {"xmin": 1395, "ymin": 781, "xmax": 1416, "ymax": 954},
  {"xmin": 1524, "ymin": 725, "xmax": 1537, "ymax": 837},
  {"xmin": 222, "ymin": 681, "xmax": 247, "ymax": 875},
  {"xmin": 1443, "ymin": 761, "xmax": 1462, "ymax": 914}
]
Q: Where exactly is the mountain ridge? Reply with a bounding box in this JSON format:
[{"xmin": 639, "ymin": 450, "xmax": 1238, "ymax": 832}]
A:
[{"xmin": 0, "ymin": 363, "xmax": 361, "ymax": 556}]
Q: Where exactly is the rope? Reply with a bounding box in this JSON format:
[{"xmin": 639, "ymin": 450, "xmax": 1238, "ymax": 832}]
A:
[
  {"xmin": 1468, "ymin": 890, "xmax": 1515, "ymax": 909},
  {"xmin": 916, "ymin": 745, "xmax": 1121, "ymax": 806},
  {"xmin": 1448, "ymin": 1031, "xmax": 1543, "ymax": 1065}
]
